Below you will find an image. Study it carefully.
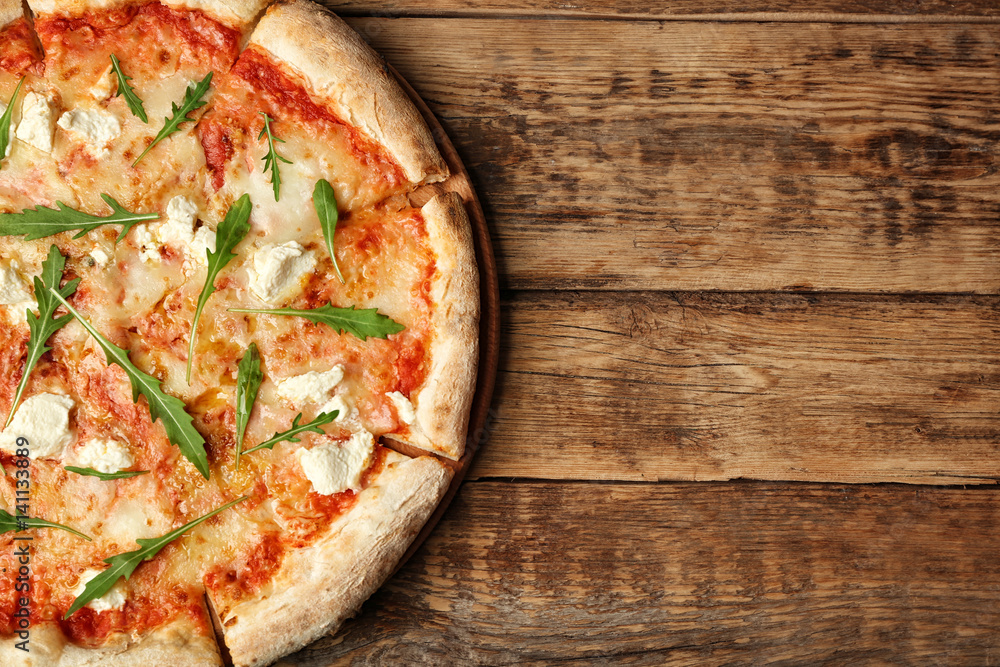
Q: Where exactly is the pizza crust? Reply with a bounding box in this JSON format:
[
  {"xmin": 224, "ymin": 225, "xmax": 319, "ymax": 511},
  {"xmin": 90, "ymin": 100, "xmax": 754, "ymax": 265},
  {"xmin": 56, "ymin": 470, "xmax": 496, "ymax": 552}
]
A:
[
  {"xmin": 213, "ymin": 452, "xmax": 452, "ymax": 667},
  {"xmin": 0, "ymin": 0, "xmax": 23, "ymax": 28},
  {"xmin": 0, "ymin": 616, "xmax": 223, "ymax": 666},
  {"xmin": 248, "ymin": 0, "xmax": 448, "ymax": 185},
  {"xmin": 401, "ymin": 192, "xmax": 480, "ymax": 460},
  {"xmin": 26, "ymin": 0, "xmax": 270, "ymax": 28}
]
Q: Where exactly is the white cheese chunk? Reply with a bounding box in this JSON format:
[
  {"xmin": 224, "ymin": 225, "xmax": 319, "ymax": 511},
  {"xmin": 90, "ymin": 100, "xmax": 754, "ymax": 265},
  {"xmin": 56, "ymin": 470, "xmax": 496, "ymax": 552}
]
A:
[
  {"xmin": 73, "ymin": 569, "xmax": 127, "ymax": 612},
  {"xmin": 277, "ymin": 366, "xmax": 345, "ymax": 405},
  {"xmin": 386, "ymin": 391, "xmax": 416, "ymax": 425},
  {"xmin": 57, "ymin": 108, "xmax": 121, "ymax": 158},
  {"xmin": 164, "ymin": 194, "xmax": 198, "ymax": 229},
  {"xmin": 89, "ymin": 247, "xmax": 111, "ymax": 267},
  {"xmin": 90, "ymin": 67, "xmax": 115, "ymax": 101},
  {"xmin": 248, "ymin": 241, "xmax": 316, "ymax": 304},
  {"xmin": 190, "ymin": 226, "xmax": 216, "ymax": 266},
  {"xmin": 320, "ymin": 395, "xmax": 350, "ymax": 422},
  {"xmin": 133, "ymin": 224, "xmax": 159, "ymax": 263},
  {"xmin": 15, "ymin": 92, "xmax": 57, "ymax": 153},
  {"xmin": 295, "ymin": 430, "xmax": 375, "ymax": 495},
  {"xmin": 0, "ymin": 261, "xmax": 36, "ymax": 320},
  {"xmin": 0, "ymin": 392, "xmax": 75, "ymax": 458},
  {"xmin": 74, "ymin": 438, "xmax": 134, "ymax": 474}
]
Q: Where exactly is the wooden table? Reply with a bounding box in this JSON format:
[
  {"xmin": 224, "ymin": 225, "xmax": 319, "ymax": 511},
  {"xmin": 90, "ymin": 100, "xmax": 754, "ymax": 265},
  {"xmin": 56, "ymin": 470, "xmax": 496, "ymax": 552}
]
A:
[{"xmin": 297, "ymin": 1, "xmax": 999, "ymax": 663}]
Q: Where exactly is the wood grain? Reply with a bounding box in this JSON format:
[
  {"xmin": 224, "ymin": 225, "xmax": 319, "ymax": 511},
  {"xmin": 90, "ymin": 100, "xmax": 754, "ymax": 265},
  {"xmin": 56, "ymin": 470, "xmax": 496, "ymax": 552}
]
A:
[
  {"xmin": 325, "ymin": 0, "xmax": 1000, "ymax": 20},
  {"xmin": 287, "ymin": 480, "xmax": 1000, "ymax": 665},
  {"xmin": 468, "ymin": 291, "xmax": 1000, "ymax": 485},
  {"xmin": 345, "ymin": 18, "xmax": 1000, "ymax": 292}
]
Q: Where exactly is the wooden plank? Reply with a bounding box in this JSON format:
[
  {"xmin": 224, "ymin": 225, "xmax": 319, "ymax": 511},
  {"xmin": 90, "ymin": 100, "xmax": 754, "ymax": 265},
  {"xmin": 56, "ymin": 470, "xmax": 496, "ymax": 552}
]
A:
[
  {"xmin": 290, "ymin": 481, "xmax": 1000, "ymax": 664},
  {"xmin": 468, "ymin": 292, "xmax": 999, "ymax": 484},
  {"xmin": 346, "ymin": 18, "xmax": 1000, "ymax": 292},
  {"xmin": 326, "ymin": 0, "xmax": 1000, "ymax": 20}
]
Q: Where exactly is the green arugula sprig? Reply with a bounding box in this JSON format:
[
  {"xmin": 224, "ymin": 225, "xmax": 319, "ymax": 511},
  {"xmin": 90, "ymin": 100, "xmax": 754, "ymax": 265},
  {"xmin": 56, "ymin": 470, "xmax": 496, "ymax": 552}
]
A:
[
  {"xmin": 234, "ymin": 342, "xmax": 263, "ymax": 470},
  {"xmin": 49, "ymin": 289, "xmax": 210, "ymax": 479},
  {"xmin": 0, "ymin": 194, "xmax": 158, "ymax": 242},
  {"xmin": 0, "ymin": 508, "xmax": 91, "ymax": 541},
  {"xmin": 65, "ymin": 496, "xmax": 246, "ymax": 618},
  {"xmin": 110, "ymin": 54, "xmax": 148, "ymax": 123},
  {"xmin": 187, "ymin": 194, "xmax": 251, "ymax": 383},
  {"xmin": 5, "ymin": 245, "xmax": 80, "ymax": 428},
  {"xmin": 0, "ymin": 76, "xmax": 24, "ymax": 169},
  {"xmin": 313, "ymin": 179, "xmax": 345, "ymax": 284},
  {"xmin": 259, "ymin": 113, "xmax": 292, "ymax": 202},
  {"xmin": 133, "ymin": 72, "xmax": 212, "ymax": 167},
  {"xmin": 243, "ymin": 411, "xmax": 338, "ymax": 456},
  {"xmin": 230, "ymin": 303, "xmax": 404, "ymax": 341},
  {"xmin": 64, "ymin": 467, "xmax": 149, "ymax": 481}
]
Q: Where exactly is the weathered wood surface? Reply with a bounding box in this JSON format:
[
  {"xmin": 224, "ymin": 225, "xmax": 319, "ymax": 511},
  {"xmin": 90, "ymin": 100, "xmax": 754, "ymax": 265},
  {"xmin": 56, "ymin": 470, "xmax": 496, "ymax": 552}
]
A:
[
  {"xmin": 289, "ymin": 481, "xmax": 1000, "ymax": 665},
  {"xmin": 469, "ymin": 292, "xmax": 1000, "ymax": 485},
  {"xmin": 328, "ymin": 0, "xmax": 1000, "ymax": 20},
  {"xmin": 345, "ymin": 18, "xmax": 1000, "ymax": 293}
]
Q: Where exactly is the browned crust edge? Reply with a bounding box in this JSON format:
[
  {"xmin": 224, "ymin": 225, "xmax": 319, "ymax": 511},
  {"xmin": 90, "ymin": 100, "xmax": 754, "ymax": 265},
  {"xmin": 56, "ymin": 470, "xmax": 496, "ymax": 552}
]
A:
[
  {"xmin": 0, "ymin": 616, "xmax": 223, "ymax": 666},
  {"xmin": 216, "ymin": 453, "xmax": 452, "ymax": 667},
  {"xmin": 392, "ymin": 192, "xmax": 480, "ymax": 460},
  {"xmin": 247, "ymin": 0, "xmax": 448, "ymax": 185},
  {"xmin": 25, "ymin": 0, "xmax": 270, "ymax": 29}
]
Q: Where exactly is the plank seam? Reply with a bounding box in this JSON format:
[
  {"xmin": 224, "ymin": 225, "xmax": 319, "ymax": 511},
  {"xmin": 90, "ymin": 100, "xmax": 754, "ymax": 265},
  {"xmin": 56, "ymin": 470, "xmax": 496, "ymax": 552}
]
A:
[
  {"xmin": 339, "ymin": 11, "xmax": 1000, "ymax": 24},
  {"xmin": 464, "ymin": 477, "xmax": 1000, "ymax": 488}
]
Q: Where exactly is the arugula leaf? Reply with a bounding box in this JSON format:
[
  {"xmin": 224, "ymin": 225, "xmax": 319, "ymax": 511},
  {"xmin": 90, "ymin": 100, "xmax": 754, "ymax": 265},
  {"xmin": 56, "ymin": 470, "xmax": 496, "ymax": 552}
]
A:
[
  {"xmin": 65, "ymin": 495, "xmax": 246, "ymax": 618},
  {"xmin": 234, "ymin": 342, "xmax": 263, "ymax": 470},
  {"xmin": 0, "ymin": 508, "xmax": 91, "ymax": 541},
  {"xmin": 0, "ymin": 194, "xmax": 158, "ymax": 242},
  {"xmin": 229, "ymin": 303, "xmax": 404, "ymax": 341},
  {"xmin": 5, "ymin": 245, "xmax": 80, "ymax": 428},
  {"xmin": 313, "ymin": 179, "xmax": 345, "ymax": 284},
  {"xmin": 258, "ymin": 113, "xmax": 292, "ymax": 202},
  {"xmin": 133, "ymin": 72, "xmax": 212, "ymax": 167},
  {"xmin": 243, "ymin": 411, "xmax": 337, "ymax": 456},
  {"xmin": 0, "ymin": 76, "xmax": 24, "ymax": 169},
  {"xmin": 49, "ymin": 290, "xmax": 210, "ymax": 479},
  {"xmin": 186, "ymin": 194, "xmax": 251, "ymax": 383},
  {"xmin": 64, "ymin": 466, "xmax": 149, "ymax": 481},
  {"xmin": 110, "ymin": 54, "xmax": 148, "ymax": 123}
]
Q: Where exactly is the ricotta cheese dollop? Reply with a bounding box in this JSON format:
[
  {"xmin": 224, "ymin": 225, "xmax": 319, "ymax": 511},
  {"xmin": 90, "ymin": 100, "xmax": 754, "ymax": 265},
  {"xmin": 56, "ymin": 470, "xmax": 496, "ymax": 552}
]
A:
[
  {"xmin": 57, "ymin": 107, "xmax": 121, "ymax": 158},
  {"xmin": 0, "ymin": 392, "xmax": 75, "ymax": 458},
  {"xmin": 295, "ymin": 430, "xmax": 375, "ymax": 495},
  {"xmin": 248, "ymin": 241, "xmax": 316, "ymax": 304},
  {"xmin": 0, "ymin": 261, "xmax": 36, "ymax": 320},
  {"xmin": 277, "ymin": 366, "xmax": 345, "ymax": 405},
  {"xmin": 73, "ymin": 569, "xmax": 127, "ymax": 612},
  {"xmin": 74, "ymin": 438, "xmax": 134, "ymax": 474},
  {"xmin": 386, "ymin": 391, "xmax": 416, "ymax": 425},
  {"xmin": 90, "ymin": 67, "xmax": 115, "ymax": 101},
  {"xmin": 15, "ymin": 91, "xmax": 58, "ymax": 153}
]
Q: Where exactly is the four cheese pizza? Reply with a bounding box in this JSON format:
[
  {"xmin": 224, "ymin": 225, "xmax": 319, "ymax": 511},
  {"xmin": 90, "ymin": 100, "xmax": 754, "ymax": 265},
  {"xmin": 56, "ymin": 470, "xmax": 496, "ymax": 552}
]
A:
[{"xmin": 0, "ymin": 0, "xmax": 479, "ymax": 664}]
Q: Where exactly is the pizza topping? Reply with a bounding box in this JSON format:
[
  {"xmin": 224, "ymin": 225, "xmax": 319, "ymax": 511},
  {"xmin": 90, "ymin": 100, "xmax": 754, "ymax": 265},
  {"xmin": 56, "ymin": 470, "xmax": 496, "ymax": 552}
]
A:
[
  {"xmin": 0, "ymin": 77, "xmax": 23, "ymax": 161},
  {"xmin": 314, "ymin": 178, "xmax": 345, "ymax": 283},
  {"xmin": 51, "ymin": 289, "xmax": 211, "ymax": 479},
  {"xmin": 295, "ymin": 430, "xmax": 375, "ymax": 495},
  {"xmin": 276, "ymin": 366, "xmax": 344, "ymax": 405},
  {"xmin": 386, "ymin": 391, "xmax": 416, "ymax": 425},
  {"xmin": 73, "ymin": 569, "xmax": 127, "ymax": 612},
  {"xmin": 57, "ymin": 107, "xmax": 122, "ymax": 158},
  {"xmin": 7, "ymin": 245, "xmax": 78, "ymax": 426},
  {"xmin": 259, "ymin": 112, "xmax": 291, "ymax": 202},
  {"xmin": 64, "ymin": 466, "xmax": 148, "ymax": 480},
  {"xmin": 320, "ymin": 395, "xmax": 351, "ymax": 423},
  {"xmin": 248, "ymin": 241, "xmax": 315, "ymax": 304},
  {"xmin": 15, "ymin": 90, "xmax": 57, "ymax": 153},
  {"xmin": 243, "ymin": 411, "xmax": 338, "ymax": 455},
  {"xmin": 133, "ymin": 72, "xmax": 212, "ymax": 167},
  {"xmin": 0, "ymin": 392, "xmax": 75, "ymax": 458},
  {"xmin": 231, "ymin": 302, "xmax": 406, "ymax": 341},
  {"xmin": 109, "ymin": 54, "xmax": 147, "ymax": 122},
  {"xmin": 0, "ymin": 507, "xmax": 91, "ymax": 541},
  {"xmin": 65, "ymin": 495, "xmax": 248, "ymax": 618},
  {"xmin": 72, "ymin": 437, "xmax": 134, "ymax": 474},
  {"xmin": 0, "ymin": 259, "xmax": 35, "ymax": 319},
  {"xmin": 235, "ymin": 342, "xmax": 263, "ymax": 469},
  {"xmin": 89, "ymin": 246, "xmax": 111, "ymax": 267},
  {"xmin": 187, "ymin": 193, "xmax": 251, "ymax": 382},
  {"xmin": 89, "ymin": 66, "xmax": 115, "ymax": 102},
  {"xmin": 153, "ymin": 195, "xmax": 216, "ymax": 271},
  {"xmin": 0, "ymin": 194, "xmax": 159, "ymax": 241}
]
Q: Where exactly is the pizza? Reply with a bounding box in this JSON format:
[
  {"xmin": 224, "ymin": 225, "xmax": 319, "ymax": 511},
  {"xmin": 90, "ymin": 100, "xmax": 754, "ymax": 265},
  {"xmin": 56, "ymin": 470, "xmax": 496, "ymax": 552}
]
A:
[{"xmin": 0, "ymin": 0, "xmax": 479, "ymax": 664}]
